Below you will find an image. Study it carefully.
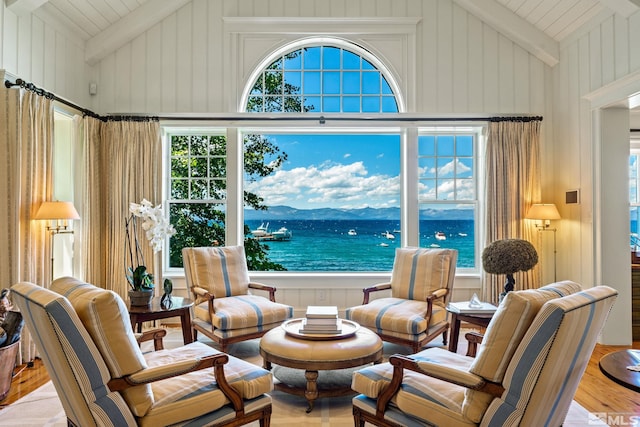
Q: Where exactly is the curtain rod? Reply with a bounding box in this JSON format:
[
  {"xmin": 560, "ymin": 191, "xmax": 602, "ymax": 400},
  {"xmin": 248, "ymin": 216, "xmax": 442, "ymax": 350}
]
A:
[
  {"xmin": 4, "ymin": 78, "xmax": 105, "ymax": 121},
  {"xmin": 5, "ymin": 77, "xmax": 543, "ymax": 124}
]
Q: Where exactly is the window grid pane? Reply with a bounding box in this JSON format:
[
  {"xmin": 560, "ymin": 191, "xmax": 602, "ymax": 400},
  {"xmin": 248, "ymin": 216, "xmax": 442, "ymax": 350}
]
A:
[
  {"xmin": 418, "ymin": 134, "xmax": 476, "ymax": 202},
  {"xmin": 246, "ymin": 45, "xmax": 398, "ymax": 113}
]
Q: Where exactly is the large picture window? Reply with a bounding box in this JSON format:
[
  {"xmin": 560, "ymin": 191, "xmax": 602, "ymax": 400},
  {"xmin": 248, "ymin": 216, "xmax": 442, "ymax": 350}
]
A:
[
  {"xmin": 243, "ymin": 132, "xmax": 401, "ymax": 271},
  {"xmin": 164, "ymin": 41, "xmax": 481, "ymax": 274}
]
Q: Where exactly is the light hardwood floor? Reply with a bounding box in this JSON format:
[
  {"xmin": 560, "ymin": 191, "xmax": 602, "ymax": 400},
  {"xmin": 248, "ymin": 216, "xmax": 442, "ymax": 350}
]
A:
[{"xmin": 2, "ymin": 341, "xmax": 639, "ymax": 417}]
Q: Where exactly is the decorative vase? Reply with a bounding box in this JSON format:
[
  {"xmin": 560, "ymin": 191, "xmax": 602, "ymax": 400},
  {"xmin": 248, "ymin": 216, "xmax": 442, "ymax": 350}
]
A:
[
  {"xmin": 160, "ymin": 278, "xmax": 173, "ymax": 309},
  {"xmin": 128, "ymin": 289, "xmax": 154, "ymax": 306}
]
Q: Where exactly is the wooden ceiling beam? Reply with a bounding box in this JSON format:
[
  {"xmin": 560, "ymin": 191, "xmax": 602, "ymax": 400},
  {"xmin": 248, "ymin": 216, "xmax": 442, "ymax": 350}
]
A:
[
  {"xmin": 84, "ymin": 0, "xmax": 191, "ymax": 66},
  {"xmin": 453, "ymin": 0, "xmax": 559, "ymax": 67}
]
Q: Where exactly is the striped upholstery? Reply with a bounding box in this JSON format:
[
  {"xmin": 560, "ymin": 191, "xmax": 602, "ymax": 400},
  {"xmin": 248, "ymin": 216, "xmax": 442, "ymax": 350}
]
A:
[
  {"xmin": 390, "ymin": 247, "xmax": 455, "ymax": 300},
  {"xmin": 193, "ymin": 294, "xmax": 292, "ymax": 331},
  {"xmin": 11, "ymin": 280, "xmax": 274, "ymax": 427},
  {"xmin": 183, "ymin": 246, "xmax": 293, "ymax": 350},
  {"xmin": 346, "ymin": 298, "xmax": 447, "ymax": 338},
  {"xmin": 183, "ymin": 246, "xmax": 250, "ymax": 298},
  {"xmin": 351, "ymin": 283, "xmax": 618, "ymax": 427},
  {"xmin": 345, "ymin": 248, "xmax": 457, "ymax": 350},
  {"xmin": 50, "ymin": 278, "xmax": 153, "ymax": 416},
  {"xmin": 483, "ymin": 286, "xmax": 618, "ymax": 426},
  {"xmin": 11, "ymin": 282, "xmax": 137, "ymax": 427}
]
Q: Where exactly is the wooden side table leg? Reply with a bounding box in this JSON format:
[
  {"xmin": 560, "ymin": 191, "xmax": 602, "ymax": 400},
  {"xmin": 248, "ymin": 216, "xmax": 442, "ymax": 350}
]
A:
[
  {"xmin": 448, "ymin": 313, "xmax": 460, "ymax": 353},
  {"xmin": 180, "ymin": 308, "xmax": 193, "ymax": 344},
  {"xmin": 304, "ymin": 370, "xmax": 319, "ymax": 413}
]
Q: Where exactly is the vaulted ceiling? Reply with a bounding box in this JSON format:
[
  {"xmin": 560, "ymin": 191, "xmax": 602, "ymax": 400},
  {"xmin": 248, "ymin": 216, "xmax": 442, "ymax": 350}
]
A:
[{"xmin": 5, "ymin": 0, "xmax": 640, "ymax": 68}]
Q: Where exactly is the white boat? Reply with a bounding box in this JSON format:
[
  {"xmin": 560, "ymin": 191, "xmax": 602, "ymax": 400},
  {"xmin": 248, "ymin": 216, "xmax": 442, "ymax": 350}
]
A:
[
  {"xmin": 380, "ymin": 242, "xmax": 389, "ymax": 247},
  {"xmin": 458, "ymin": 232, "xmax": 468, "ymax": 237},
  {"xmin": 251, "ymin": 222, "xmax": 269, "ymax": 237},
  {"xmin": 270, "ymin": 227, "xmax": 292, "ymax": 241},
  {"xmin": 383, "ymin": 231, "xmax": 395, "ymax": 240},
  {"xmin": 430, "ymin": 243, "xmax": 440, "ymax": 248},
  {"xmin": 348, "ymin": 229, "xmax": 357, "ymax": 236},
  {"xmin": 435, "ymin": 231, "xmax": 446, "ymax": 241}
]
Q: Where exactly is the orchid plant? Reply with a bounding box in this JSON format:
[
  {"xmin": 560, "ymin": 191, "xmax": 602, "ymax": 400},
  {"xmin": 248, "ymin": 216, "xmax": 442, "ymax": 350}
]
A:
[{"xmin": 125, "ymin": 199, "xmax": 176, "ymax": 291}]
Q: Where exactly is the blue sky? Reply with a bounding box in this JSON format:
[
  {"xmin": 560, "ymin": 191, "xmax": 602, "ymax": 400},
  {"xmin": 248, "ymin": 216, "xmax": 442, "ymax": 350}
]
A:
[{"xmin": 244, "ymin": 133, "xmax": 401, "ymax": 210}]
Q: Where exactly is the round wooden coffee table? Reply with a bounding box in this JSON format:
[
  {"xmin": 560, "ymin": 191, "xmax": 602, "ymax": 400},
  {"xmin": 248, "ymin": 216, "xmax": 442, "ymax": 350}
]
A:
[
  {"xmin": 599, "ymin": 349, "xmax": 640, "ymax": 392},
  {"xmin": 259, "ymin": 319, "xmax": 383, "ymax": 412}
]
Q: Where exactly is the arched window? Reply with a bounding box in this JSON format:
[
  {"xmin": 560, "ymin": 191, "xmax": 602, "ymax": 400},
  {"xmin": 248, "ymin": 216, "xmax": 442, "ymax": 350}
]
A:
[{"xmin": 245, "ymin": 45, "xmax": 399, "ymax": 113}]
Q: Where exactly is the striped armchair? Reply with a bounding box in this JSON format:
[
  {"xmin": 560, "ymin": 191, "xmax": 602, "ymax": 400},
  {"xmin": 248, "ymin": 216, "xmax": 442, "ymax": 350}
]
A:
[
  {"xmin": 11, "ymin": 278, "xmax": 273, "ymax": 427},
  {"xmin": 350, "ymin": 281, "xmax": 618, "ymax": 427},
  {"xmin": 346, "ymin": 247, "xmax": 458, "ymax": 353},
  {"xmin": 183, "ymin": 246, "xmax": 293, "ymax": 353}
]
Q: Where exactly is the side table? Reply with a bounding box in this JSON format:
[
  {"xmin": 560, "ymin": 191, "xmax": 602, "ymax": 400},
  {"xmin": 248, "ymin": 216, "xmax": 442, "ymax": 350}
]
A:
[
  {"xmin": 599, "ymin": 349, "xmax": 640, "ymax": 392},
  {"xmin": 447, "ymin": 311, "xmax": 493, "ymax": 353},
  {"xmin": 128, "ymin": 296, "xmax": 194, "ymax": 345}
]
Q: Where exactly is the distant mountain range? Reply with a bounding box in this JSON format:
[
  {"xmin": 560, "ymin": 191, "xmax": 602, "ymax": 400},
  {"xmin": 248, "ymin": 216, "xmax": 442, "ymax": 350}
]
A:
[{"xmin": 244, "ymin": 205, "xmax": 474, "ymax": 220}]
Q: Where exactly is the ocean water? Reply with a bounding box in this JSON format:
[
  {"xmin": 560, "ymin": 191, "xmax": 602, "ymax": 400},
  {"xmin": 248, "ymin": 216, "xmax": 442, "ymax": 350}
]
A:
[{"xmin": 246, "ymin": 219, "xmax": 475, "ymax": 271}]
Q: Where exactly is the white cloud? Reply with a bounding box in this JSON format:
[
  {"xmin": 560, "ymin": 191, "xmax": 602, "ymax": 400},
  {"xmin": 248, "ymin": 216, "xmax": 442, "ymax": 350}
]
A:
[{"xmin": 245, "ymin": 161, "xmax": 399, "ymax": 208}]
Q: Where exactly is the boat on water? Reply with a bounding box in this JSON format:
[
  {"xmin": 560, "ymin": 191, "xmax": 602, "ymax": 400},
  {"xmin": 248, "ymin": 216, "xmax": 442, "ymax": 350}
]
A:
[
  {"xmin": 430, "ymin": 243, "xmax": 441, "ymax": 248},
  {"xmin": 270, "ymin": 227, "xmax": 292, "ymax": 241},
  {"xmin": 380, "ymin": 242, "xmax": 389, "ymax": 247},
  {"xmin": 435, "ymin": 231, "xmax": 447, "ymax": 241},
  {"xmin": 251, "ymin": 222, "xmax": 269, "ymax": 237},
  {"xmin": 348, "ymin": 229, "xmax": 357, "ymax": 236},
  {"xmin": 383, "ymin": 231, "xmax": 395, "ymax": 240},
  {"xmin": 458, "ymin": 232, "xmax": 468, "ymax": 237},
  {"xmin": 250, "ymin": 223, "xmax": 292, "ymax": 241}
]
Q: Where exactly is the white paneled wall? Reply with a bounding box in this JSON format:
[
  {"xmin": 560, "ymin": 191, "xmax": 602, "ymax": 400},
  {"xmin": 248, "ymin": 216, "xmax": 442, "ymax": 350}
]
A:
[
  {"xmin": 90, "ymin": 0, "xmax": 549, "ymax": 116},
  {"xmin": 0, "ymin": 4, "xmax": 91, "ymax": 108},
  {"xmin": 553, "ymin": 10, "xmax": 640, "ymax": 344}
]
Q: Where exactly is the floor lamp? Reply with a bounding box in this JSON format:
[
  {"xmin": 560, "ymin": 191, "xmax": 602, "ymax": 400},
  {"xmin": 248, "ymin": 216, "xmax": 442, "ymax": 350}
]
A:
[
  {"xmin": 525, "ymin": 203, "xmax": 561, "ymax": 281},
  {"xmin": 34, "ymin": 201, "xmax": 80, "ymax": 280}
]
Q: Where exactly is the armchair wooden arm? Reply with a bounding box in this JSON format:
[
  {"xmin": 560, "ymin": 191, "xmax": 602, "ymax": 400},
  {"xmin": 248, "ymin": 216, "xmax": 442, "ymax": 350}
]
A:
[
  {"xmin": 108, "ymin": 353, "xmax": 246, "ymax": 416},
  {"xmin": 135, "ymin": 328, "xmax": 167, "ymax": 350},
  {"xmin": 374, "ymin": 354, "xmax": 504, "ymax": 418},
  {"xmin": 424, "ymin": 288, "xmax": 449, "ymax": 321},
  {"xmin": 249, "ymin": 282, "xmax": 277, "ymax": 302},
  {"xmin": 362, "ymin": 282, "xmax": 391, "ymax": 304},
  {"xmin": 465, "ymin": 331, "xmax": 484, "ymax": 357}
]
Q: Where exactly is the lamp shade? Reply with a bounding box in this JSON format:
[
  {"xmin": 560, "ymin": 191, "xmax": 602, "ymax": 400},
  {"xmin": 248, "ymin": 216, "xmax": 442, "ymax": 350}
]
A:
[
  {"xmin": 525, "ymin": 203, "xmax": 561, "ymax": 220},
  {"xmin": 34, "ymin": 201, "xmax": 80, "ymax": 220}
]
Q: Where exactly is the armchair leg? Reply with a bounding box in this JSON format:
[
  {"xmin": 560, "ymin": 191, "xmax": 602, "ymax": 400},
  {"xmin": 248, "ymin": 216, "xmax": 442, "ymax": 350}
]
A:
[{"xmin": 353, "ymin": 407, "xmax": 365, "ymax": 427}]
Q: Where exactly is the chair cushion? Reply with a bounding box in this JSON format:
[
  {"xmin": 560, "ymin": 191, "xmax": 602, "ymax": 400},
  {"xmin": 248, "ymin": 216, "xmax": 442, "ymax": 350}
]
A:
[
  {"xmin": 11, "ymin": 282, "xmax": 137, "ymax": 426},
  {"xmin": 140, "ymin": 341, "xmax": 273, "ymax": 427},
  {"xmin": 469, "ymin": 280, "xmax": 582, "ymax": 382},
  {"xmin": 352, "ymin": 347, "xmax": 480, "ymax": 425},
  {"xmin": 346, "ymin": 297, "xmax": 446, "ymax": 336},
  {"xmin": 390, "ymin": 247, "xmax": 455, "ymax": 301},
  {"xmin": 462, "ymin": 281, "xmax": 583, "ymax": 421},
  {"xmin": 50, "ymin": 277, "xmax": 153, "ymax": 417},
  {"xmin": 193, "ymin": 294, "xmax": 292, "ymax": 331},
  {"xmin": 184, "ymin": 246, "xmax": 250, "ymax": 298}
]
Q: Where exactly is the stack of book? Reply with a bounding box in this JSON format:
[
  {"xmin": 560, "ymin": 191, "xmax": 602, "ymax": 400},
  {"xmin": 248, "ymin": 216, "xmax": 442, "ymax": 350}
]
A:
[{"xmin": 299, "ymin": 305, "xmax": 341, "ymax": 334}]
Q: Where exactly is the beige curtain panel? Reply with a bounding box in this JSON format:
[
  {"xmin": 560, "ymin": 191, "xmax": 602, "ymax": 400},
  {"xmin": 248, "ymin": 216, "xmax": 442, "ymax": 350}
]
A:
[
  {"xmin": 0, "ymin": 83, "xmax": 54, "ymax": 364},
  {"xmin": 484, "ymin": 119, "xmax": 542, "ymax": 303},
  {"xmin": 78, "ymin": 118, "xmax": 161, "ymax": 298}
]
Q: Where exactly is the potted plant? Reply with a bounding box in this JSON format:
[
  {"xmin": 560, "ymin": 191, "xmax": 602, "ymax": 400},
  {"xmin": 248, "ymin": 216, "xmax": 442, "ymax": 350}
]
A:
[{"xmin": 125, "ymin": 199, "xmax": 176, "ymax": 306}]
